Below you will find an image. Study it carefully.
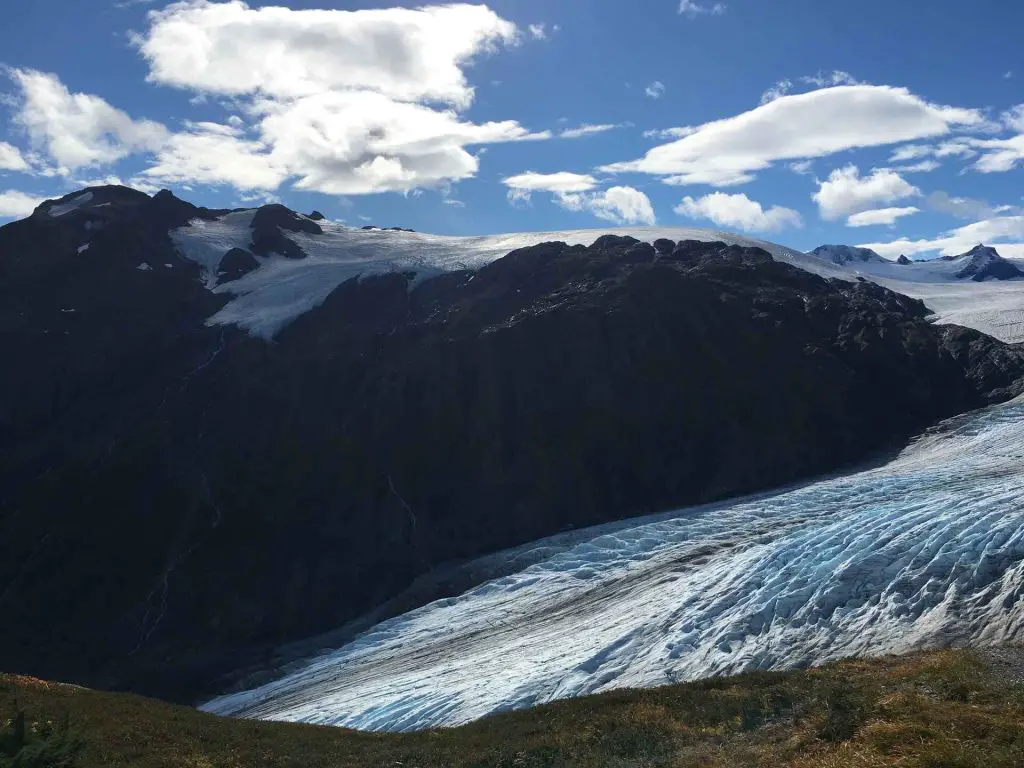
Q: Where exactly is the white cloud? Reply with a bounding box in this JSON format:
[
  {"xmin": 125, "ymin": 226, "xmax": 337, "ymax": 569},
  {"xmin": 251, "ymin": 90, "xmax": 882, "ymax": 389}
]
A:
[
  {"xmin": 142, "ymin": 121, "xmax": 285, "ymax": 190},
  {"xmin": 674, "ymin": 191, "xmax": 802, "ymax": 232},
  {"xmin": 250, "ymin": 91, "xmax": 548, "ymax": 195},
  {"xmin": 0, "ymin": 141, "xmax": 29, "ymax": 172},
  {"xmin": 970, "ymin": 134, "xmax": 1024, "ymax": 173},
  {"xmin": 503, "ymin": 174, "xmax": 654, "ymax": 224},
  {"xmin": 502, "ymin": 171, "xmax": 598, "ymax": 202},
  {"xmin": 846, "ymin": 206, "xmax": 920, "ymax": 227},
  {"xmin": 602, "ymin": 85, "xmax": 985, "ymax": 187},
  {"xmin": 859, "ymin": 216, "xmax": 1024, "ymax": 258},
  {"xmin": 812, "ymin": 165, "xmax": 919, "ymax": 221},
  {"xmin": 1006, "ymin": 71, "xmax": 1014, "ymax": 80},
  {"xmin": 678, "ymin": 0, "xmax": 726, "ymax": 17},
  {"xmin": 528, "ymin": 23, "xmax": 547, "ymax": 39},
  {"xmin": 127, "ymin": 1, "xmax": 549, "ymax": 196},
  {"xmin": 789, "ymin": 159, "xmax": 813, "ymax": 175},
  {"xmin": 138, "ymin": 0, "xmax": 517, "ymax": 109},
  {"xmin": 1003, "ymin": 105, "xmax": 1024, "ymax": 132},
  {"xmin": 443, "ymin": 198, "xmax": 465, "ymax": 207},
  {"xmin": 559, "ymin": 123, "xmax": 621, "ymax": 139},
  {"xmin": 760, "ymin": 79, "xmax": 792, "ymax": 105},
  {"xmin": 557, "ymin": 186, "xmax": 656, "ymax": 225},
  {"xmin": 643, "ymin": 126, "xmax": 697, "ymax": 140},
  {"xmin": 892, "ymin": 160, "xmax": 941, "ymax": 173},
  {"xmin": 889, "ymin": 144, "xmax": 931, "ymax": 162},
  {"xmin": 645, "ymin": 81, "xmax": 665, "ymax": 100},
  {"xmin": 10, "ymin": 69, "xmax": 168, "ymax": 171},
  {"xmin": 0, "ymin": 189, "xmax": 45, "ymax": 218}
]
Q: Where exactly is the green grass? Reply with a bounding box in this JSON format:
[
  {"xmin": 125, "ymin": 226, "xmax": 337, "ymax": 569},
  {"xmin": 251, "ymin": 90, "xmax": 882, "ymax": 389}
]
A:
[{"xmin": 4, "ymin": 649, "xmax": 1024, "ymax": 767}]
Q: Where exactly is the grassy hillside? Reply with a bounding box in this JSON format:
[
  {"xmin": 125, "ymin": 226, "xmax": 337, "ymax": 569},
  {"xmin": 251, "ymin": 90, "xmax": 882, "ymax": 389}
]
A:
[{"xmin": 4, "ymin": 649, "xmax": 1024, "ymax": 767}]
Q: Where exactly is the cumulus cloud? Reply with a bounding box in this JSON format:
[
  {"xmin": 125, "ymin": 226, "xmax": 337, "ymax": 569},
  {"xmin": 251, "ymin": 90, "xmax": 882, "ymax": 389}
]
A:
[
  {"xmin": 137, "ymin": 0, "xmax": 517, "ymax": 108},
  {"xmin": 0, "ymin": 189, "xmax": 45, "ymax": 218},
  {"xmin": 559, "ymin": 123, "xmax": 621, "ymax": 139},
  {"xmin": 503, "ymin": 174, "xmax": 654, "ymax": 224},
  {"xmin": 846, "ymin": 207, "xmax": 920, "ymax": 227},
  {"xmin": 859, "ymin": 216, "xmax": 1024, "ymax": 259},
  {"xmin": 248, "ymin": 91, "xmax": 549, "ymax": 195},
  {"xmin": 528, "ymin": 23, "xmax": 547, "ymax": 39},
  {"xmin": 141, "ymin": 120, "xmax": 285, "ymax": 190},
  {"xmin": 0, "ymin": 142, "xmax": 29, "ymax": 172},
  {"xmin": 645, "ymin": 81, "xmax": 665, "ymax": 100},
  {"xmin": 602, "ymin": 85, "xmax": 985, "ymax": 187},
  {"xmin": 126, "ymin": 1, "xmax": 550, "ymax": 196},
  {"xmin": 678, "ymin": 0, "xmax": 726, "ymax": 17},
  {"xmin": 674, "ymin": 192, "xmax": 802, "ymax": 232},
  {"xmin": 557, "ymin": 186, "xmax": 656, "ymax": 225},
  {"xmin": 10, "ymin": 69, "xmax": 169, "ymax": 171},
  {"xmin": 812, "ymin": 165, "xmax": 919, "ymax": 221}
]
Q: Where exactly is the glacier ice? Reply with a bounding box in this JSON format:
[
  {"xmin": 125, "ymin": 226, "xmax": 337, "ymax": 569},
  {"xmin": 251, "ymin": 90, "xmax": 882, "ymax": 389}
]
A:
[{"xmin": 203, "ymin": 397, "xmax": 1024, "ymax": 732}]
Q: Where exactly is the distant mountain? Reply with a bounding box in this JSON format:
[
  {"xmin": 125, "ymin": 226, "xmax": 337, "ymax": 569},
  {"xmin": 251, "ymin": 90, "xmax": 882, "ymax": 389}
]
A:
[
  {"xmin": 948, "ymin": 245, "xmax": 1024, "ymax": 282},
  {"xmin": 3, "ymin": 186, "xmax": 1024, "ymax": 705},
  {"xmin": 808, "ymin": 244, "xmax": 888, "ymax": 266}
]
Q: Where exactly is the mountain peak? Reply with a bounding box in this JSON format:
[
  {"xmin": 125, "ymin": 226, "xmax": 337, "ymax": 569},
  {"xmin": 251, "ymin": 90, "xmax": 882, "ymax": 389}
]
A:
[
  {"xmin": 808, "ymin": 244, "xmax": 886, "ymax": 265},
  {"xmin": 34, "ymin": 185, "xmax": 151, "ymax": 218},
  {"xmin": 953, "ymin": 244, "xmax": 1023, "ymax": 281}
]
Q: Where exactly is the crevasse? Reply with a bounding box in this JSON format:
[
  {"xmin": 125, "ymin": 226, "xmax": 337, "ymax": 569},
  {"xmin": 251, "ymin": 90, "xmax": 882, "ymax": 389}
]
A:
[{"xmin": 203, "ymin": 397, "xmax": 1024, "ymax": 732}]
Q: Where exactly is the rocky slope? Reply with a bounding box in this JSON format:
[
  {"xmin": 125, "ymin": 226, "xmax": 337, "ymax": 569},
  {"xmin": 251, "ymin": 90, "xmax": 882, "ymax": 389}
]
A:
[{"xmin": 3, "ymin": 187, "xmax": 1024, "ymax": 704}]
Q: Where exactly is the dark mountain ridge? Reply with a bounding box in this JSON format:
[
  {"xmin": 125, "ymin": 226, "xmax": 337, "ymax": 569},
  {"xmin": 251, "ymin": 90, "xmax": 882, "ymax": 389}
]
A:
[{"xmin": 3, "ymin": 187, "xmax": 1024, "ymax": 704}]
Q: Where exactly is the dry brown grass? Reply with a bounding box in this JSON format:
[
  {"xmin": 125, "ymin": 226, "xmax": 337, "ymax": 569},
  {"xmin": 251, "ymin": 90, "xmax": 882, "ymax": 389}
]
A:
[{"xmin": 4, "ymin": 649, "xmax": 1024, "ymax": 767}]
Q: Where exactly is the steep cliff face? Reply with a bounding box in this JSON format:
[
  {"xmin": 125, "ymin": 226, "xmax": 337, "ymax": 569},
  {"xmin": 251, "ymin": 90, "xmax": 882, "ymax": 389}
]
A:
[{"xmin": 2, "ymin": 192, "xmax": 1023, "ymax": 704}]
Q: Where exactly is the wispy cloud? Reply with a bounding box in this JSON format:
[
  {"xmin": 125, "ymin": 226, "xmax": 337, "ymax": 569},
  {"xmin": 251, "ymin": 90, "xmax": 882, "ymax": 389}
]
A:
[
  {"xmin": 678, "ymin": 0, "xmax": 726, "ymax": 17},
  {"xmin": 559, "ymin": 123, "xmax": 622, "ymax": 139},
  {"xmin": 846, "ymin": 206, "xmax": 920, "ymax": 228},
  {"xmin": 645, "ymin": 81, "xmax": 665, "ymax": 100}
]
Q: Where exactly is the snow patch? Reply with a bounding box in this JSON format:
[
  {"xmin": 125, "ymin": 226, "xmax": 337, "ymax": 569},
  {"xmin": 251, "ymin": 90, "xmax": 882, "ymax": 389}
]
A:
[{"xmin": 47, "ymin": 191, "xmax": 94, "ymax": 217}]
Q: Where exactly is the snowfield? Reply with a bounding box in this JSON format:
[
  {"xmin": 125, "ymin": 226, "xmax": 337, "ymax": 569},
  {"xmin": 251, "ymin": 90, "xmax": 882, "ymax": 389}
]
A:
[
  {"xmin": 170, "ymin": 215, "xmax": 1024, "ymax": 342},
  {"xmin": 171, "ymin": 219, "xmax": 843, "ymax": 339},
  {"xmin": 204, "ymin": 396, "xmax": 1024, "ymax": 732}
]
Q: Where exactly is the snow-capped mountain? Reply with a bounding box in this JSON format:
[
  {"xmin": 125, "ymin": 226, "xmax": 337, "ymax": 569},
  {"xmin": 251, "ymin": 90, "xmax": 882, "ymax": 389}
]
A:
[
  {"xmin": 808, "ymin": 244, "xmax": 888, "ymax": 266},
  {"xmin": 946, "ymin": 244, "xmax": 1024, "ymax": 282},
  {"xmin": 4, "ymin": 185, "xmax": 1024, "ymax": 709}
]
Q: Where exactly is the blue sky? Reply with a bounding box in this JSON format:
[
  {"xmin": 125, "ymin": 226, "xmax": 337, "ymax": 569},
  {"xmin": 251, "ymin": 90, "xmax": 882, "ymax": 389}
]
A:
[{"xmin": 0, "ymin": 0, "xmax": 1022, "ymax": 257}]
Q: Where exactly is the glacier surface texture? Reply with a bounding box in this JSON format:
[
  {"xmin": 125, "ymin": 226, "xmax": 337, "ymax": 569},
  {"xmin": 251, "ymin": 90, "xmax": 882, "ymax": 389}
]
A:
[{"xmin": 204, "ymin": 397, "xmax": 1024, "ymax": 732}]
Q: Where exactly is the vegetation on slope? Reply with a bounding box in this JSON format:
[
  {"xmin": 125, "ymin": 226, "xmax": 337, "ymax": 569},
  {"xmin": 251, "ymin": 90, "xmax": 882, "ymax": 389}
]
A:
[{"xmin": 4, "ymin": 648, "xmax": 1024, "ymax": 767}]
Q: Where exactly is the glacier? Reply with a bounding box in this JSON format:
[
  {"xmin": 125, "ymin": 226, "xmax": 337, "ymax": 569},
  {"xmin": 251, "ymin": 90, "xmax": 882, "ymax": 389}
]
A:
[{"xmin": 203, "ymin": 396, "xmax": 1024, "ymax": 732}]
